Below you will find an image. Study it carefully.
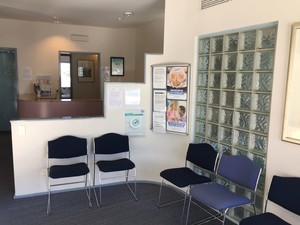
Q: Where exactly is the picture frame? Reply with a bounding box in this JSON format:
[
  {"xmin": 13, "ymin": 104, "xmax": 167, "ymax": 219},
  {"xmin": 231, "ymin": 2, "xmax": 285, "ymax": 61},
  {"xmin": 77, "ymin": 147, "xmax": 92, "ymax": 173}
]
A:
[
  {"xmin": 110, "ymin": 57, "xmax": 124, "ymax": 76},
  {"xmin": 77, "ymin": 60, "xmax": 95, "ymax": 82}
]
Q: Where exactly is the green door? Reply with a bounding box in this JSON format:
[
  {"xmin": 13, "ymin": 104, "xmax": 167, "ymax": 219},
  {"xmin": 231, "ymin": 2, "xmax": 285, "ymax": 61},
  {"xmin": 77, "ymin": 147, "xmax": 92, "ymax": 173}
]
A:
[{"xmin": 0, "ymin": 49, "xmax": 18, "ymax": 131}]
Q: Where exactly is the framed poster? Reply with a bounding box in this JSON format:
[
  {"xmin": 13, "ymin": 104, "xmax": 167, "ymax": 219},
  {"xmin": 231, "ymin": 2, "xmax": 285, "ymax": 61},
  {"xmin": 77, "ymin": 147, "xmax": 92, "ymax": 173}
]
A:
[
  {"xmin": 110, "ymin": 57, "xmax": 124, "ymax": 76},
  {"xmin": 77, "ymin": 60, "xmax": 95, "ymax": 82},
  {"xmin": 151, "ymin": 63, "xmax": 190, "ymax": 135}
]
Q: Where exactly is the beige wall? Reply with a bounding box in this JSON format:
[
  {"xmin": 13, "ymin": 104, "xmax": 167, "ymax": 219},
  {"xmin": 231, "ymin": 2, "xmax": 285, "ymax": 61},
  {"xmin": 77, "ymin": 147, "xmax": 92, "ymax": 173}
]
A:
[
  {"xmin": 10, "ymin": 1, "xmax": 300, "ymax": 224},
  {"xmin": 0, "ymin": 18, "xmax": 136, "ymax": 94},
  {"xmin": 135, "ymin": 19, "xmax": 164, "ymax": 82}
]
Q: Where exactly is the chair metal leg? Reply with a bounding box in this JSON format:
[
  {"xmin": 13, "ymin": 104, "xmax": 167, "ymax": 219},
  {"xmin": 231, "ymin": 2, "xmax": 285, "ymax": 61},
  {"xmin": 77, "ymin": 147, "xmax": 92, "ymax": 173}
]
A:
[
  {"xmin": 157, "ymin": 180, "xmax": 163, "ymax": 207},
  {"xmin": 47, "ymin": 178, "xmax": 51, "ymax": 215},
  {"xmin": 185, "ymin": 195, "xmax": 192, "ymax": 225},
  {"xmin": 85, "ymin": 174, "xmax": 92, "ymax": 208},
  {"xmin": 157, "ymin": 180, "xmax": 186, "ymax": 208},
  {"xmin": 125, "ymin": 169, "xmax": 138, "ymax": 201}
]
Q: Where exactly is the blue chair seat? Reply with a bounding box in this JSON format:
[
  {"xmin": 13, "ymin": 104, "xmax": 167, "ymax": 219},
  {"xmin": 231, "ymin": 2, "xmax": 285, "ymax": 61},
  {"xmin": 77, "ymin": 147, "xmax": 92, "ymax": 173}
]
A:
[
  {"xmin": 190, "ymin": 183, "xmax": 251, "ymax": 211},
  {"xmin": 240, "ymin": 212, "xmax": 291, "ymax": 225},
  {"xmin": 160, "ymin": 167, "xmax": 212, "ymax": 188},
  {"xmin": 49, "ymin": 162, "xmax": 90, "ymax": 179},
  {"xmin": 97, "ymin": 158, "xmax": 135, "ymax": 172}
]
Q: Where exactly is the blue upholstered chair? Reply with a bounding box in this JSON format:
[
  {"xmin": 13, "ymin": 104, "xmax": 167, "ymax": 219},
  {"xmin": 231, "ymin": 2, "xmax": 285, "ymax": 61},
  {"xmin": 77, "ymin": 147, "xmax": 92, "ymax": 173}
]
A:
[
  {"xmin": 93, "ymin": 133, "xmax": 137, "ymax": 206},
  {"xmin": 158, "ymin": 143, "xmax": 219, "ymax": 223},
  {"xmin": 239, "ymin": 175, "xmax": 300, "ymax": 225},
  {"xmin": 47, "ymin": 135, "xmax": 92, "ymax": 215},
  {"xmin": 185, "ymin": 155, "xmax": 262, "ymax": 225}
]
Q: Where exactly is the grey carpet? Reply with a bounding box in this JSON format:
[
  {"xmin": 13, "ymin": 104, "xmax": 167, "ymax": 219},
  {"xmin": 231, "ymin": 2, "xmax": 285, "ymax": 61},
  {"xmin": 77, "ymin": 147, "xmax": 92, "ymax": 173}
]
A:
[{"xmin": 0, "ymin": 132, "xmax": 235, "ymax": 225}]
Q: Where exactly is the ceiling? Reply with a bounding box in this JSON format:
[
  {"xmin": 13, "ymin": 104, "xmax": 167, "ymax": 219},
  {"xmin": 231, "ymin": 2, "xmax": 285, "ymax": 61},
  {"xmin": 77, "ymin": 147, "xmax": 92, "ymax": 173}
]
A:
[{"xmin": 0, "ymin": 0, "xmax": 165, "ymax": 28}]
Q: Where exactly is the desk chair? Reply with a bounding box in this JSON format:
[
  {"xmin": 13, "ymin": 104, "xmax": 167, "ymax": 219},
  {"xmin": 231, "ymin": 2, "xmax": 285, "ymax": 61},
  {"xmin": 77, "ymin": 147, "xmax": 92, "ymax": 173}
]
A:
[
  {"xmin": 185, "ymin": 155, "xmax": 262, "ymax": 225},
  {"xmin": 47, "ymin": 135, "xmax": 92, "ymax": 215},
  {"xmin": 93, "ymin": 133, "xmax": 137, "ymax": 206},
  {"xmin": 158, "ymin": 143, "xmax": 219, "ymax": 223},
  {"xmin": 240, "ymin": 175, "xmax": 300, "ymax": 225}
]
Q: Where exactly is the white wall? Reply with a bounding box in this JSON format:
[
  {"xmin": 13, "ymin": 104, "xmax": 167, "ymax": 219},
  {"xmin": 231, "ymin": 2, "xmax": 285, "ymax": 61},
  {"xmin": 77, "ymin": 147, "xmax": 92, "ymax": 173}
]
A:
[{"xmin": 10, "ymin": 0, "xmax": 300, "ymax": 223}]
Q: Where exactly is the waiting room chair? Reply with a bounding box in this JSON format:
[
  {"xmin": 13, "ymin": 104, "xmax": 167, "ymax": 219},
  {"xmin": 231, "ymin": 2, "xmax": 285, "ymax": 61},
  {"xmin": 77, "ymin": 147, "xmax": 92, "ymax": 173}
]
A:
[
  {"xmin": 47, "ymin": 135, "xmax": 92, "ymax": 215},
  {"xmin": 93, "ymin": 132, "xmax": 137, "ymax": 206},
  {"xmin": 158, "ymin": 143, "xmax": 219, "ymax": 223},
  {"xmin": 185, "ymin": 155, "xmax": 262, "ymax": 225},
  {"xmin": 239, "ymin": 175, "xmax": 300, "ymax": 225}
]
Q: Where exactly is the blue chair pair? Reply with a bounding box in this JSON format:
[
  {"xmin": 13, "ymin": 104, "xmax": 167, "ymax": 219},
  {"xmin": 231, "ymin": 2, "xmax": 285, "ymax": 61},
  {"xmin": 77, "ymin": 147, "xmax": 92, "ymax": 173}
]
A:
[
  {"xmin": 185, "ymin": 154, "xmax": 262, "ymax": 225},
  {"xmin": 47, "ymin": 133, "xmax": 136, "ymax": 214}
]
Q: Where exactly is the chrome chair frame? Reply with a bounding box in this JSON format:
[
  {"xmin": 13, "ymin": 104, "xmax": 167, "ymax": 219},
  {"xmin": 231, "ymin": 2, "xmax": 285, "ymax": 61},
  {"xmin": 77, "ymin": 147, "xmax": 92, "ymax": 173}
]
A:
[
  {"xmin": 157, "ymin": 143, "xmax": 219, "ymax": 224},
  {"xmin": 93, "ymin": 133, "xmax": 137, "ymax": 207},
  {"xmin": 185, "ymin": 155, "xmax": 262, "ymax": 225},
  {"xmin": 47, "ymin": 135, "xmax": 92, "ymax": 215}
]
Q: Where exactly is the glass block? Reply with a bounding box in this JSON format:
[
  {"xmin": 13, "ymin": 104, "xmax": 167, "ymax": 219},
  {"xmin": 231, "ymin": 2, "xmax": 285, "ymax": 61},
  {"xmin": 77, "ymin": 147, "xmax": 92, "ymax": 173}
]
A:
[
  {"xmin": 211, "ymin": 36, "xmax": 223, "ymax": 53},
  {"xmin": 199, "ymin": 38, "xmax": 210, "ymax": 54},
  {"xmin": 249, "ymin": 133, "xmax": 268, "ymax": 153},
  {"xmin": 253, "ymin": 73, "xmax": 273, "ymax": 92},
  {"xmin": 251, "ymin": 114, "xmax": 269, "ymax": 134},
  {"xmin": 210, "ymin": 55, "xmax": 222, "ymax": 71},
  {"xmin": 232, "ymin": 148, "xmax": 248, "ymax": 156},
  {"xmin": 207, "ymin": 140, "xmax": 218, "ymax": 151},
  {"xmin": 198, "ymin": 56, "xmax": 209, "ymax": 71},
  {"xmin": 236, "ymin": 72, "xmax": 253, "ymax": 90},
  {"xmin": 249, "ymin": 153, "xmax": 266, "ymax": 171},
  {"xmin": 195, "ymin": 121, "xmax": 206, "ymax": 136},
  {"xmin": 220, "ymin": 109, "xmax": 234, "ymax": 126},
  {"xmin": 222, "ymin": 73, "xmax": 236, "ymax": 89},
  {"xmin": 207, "ymin": 123, "xmax": 219, "ymax": 140},
  {"xmin": 257, "ymin": 174, "xmax": 266, "ymax": 193},
  {"xmin": 252, "ymin": 93, "xmax": 271, "ymax": 112},
  {"xmin": 235, "ymin": 92, "xmax": 251, "ymax": 110},
  {"xmin": 219, "ymin": 144, "xmax": 232, "ymax": 154},
  {"xmin": 239, "ymin": 31, "xmax": 256, "ymax": 51},
  {"xmin": 233, "ymin": 130, "xmax": 249, "ymax": 149},
  {"xmin": 220, "ymin": 127, "xmax": 232, "ymax": 144},
  {"xmin": 255, "ymin": 50, "xmax": 274, "ymax": 70},
  {"xmin": 207, "ymin": 107, "xmax": 219, "ymax": 123},
  {"xmin": 208, "ymin": 72, "xmax": 221, "ymax": 88},
  {"xmin": 224, "ymin": 33, "xmax": 238, "ymax": 52},
  {"xmin": 238, "ymin": 52, "xmax": 254, "ymax": 71},
  {"xmin": 234, "ymin": 111, "xmax": 250, "ymax": 129},
  {"xmin": 223, "ymin": 53, "xmax": 237, "ymax": 71},
  {"xmin": 196, "ymin": 136, "xmax": 205, "ymax": 143},
  {"xmin": 196, "ymin": 105, "xmax": 206, "ymax": 120},
  {"xmin": 220, "ymin": 91, "xmax": 235, "ymax": 108},
  {"xmin": 198, "ymin": 73, "xmax": 208, "ymax": 87},
  {"xmin": 208, "ymin": 90, "xmax": 220, "ymax": 105},
  {"xmin": 197, "ymin": 89, "xmax": 207, "ymax": 104},
  {"xmin": 257, "ymin": 27, "xmax": 277, "ymax": 49}
]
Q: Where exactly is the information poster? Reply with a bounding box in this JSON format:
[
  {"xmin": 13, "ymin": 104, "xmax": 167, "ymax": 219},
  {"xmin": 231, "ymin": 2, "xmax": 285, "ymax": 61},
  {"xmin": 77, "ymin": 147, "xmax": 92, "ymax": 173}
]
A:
[
  {"xmin": 125, "ymin": 110, "xmax": 145, "ymax": 136},
  {"xmin": 151, "ymin": 64, "xmax": 189, "ymax": 135}
]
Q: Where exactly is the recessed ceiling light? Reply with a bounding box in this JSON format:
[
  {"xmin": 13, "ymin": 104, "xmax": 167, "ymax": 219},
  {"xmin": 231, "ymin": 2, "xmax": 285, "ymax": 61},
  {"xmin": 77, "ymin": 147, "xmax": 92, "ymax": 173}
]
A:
[{"xmin": 124, "ymin": 12, "xmax": 133, "ymax": 17}]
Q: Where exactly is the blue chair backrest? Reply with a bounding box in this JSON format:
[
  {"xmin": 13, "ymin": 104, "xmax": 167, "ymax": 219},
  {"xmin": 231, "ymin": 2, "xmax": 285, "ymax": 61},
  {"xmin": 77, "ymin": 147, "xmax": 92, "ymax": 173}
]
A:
[
  {"xmin": 217, "ymin": 155, "xmax": 261, "ymax": 190},
  {"xmin": 48, "ymin": 135, "xmax": 87, "ymax": 158},
  {"xmin": 186, "ymin": 143, "xmax": 218, "ymax": 172},
  {"xmin": 268, "ymin": 175, "xmax": 300, "ymax": 215},
  {"xmin": 94, "ymin": 133, "xmax": 129, "ymax": 154}
]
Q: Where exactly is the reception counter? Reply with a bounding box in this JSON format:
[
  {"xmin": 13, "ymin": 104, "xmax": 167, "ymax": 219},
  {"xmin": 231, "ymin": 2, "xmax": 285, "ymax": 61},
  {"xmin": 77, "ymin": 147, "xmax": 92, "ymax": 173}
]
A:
[{"xmin": 18, "ymin": 95, "xmax": 103, "ymax": 118}]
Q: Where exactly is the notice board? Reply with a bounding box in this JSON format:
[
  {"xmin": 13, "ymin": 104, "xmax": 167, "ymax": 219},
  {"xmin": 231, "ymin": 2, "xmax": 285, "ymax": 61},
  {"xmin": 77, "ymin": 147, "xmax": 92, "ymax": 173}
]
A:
[{"xmin": 151, "ymin": 63, "xmax": 190, "ymax": 135}]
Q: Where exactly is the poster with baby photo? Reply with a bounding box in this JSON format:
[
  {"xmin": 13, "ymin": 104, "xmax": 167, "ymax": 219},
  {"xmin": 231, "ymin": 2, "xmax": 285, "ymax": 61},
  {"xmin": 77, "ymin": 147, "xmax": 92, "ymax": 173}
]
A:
[
  {"xmin": 166, "ymin": 99, "xmax": 187, "ymax": 133},
  {"xmin": 166, "ymin": 66, "xmax": 188, "ymax": 100}
]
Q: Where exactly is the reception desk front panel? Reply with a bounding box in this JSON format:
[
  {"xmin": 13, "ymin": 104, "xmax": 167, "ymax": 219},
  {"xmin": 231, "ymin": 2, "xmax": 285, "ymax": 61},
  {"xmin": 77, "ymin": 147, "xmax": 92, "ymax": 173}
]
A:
[{"xmin": 18, "ymin": 96, "xmax": 103, "ymax": 119}]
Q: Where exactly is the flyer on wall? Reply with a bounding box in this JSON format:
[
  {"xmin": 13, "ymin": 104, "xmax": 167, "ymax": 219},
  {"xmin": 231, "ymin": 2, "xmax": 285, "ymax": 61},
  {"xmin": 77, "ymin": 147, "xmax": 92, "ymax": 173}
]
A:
[
  {"xmin": 166, "ymin": 99, "xmax": 187, "ymax": 133},
  {"xmin": 166, "ymin": 66, "xmax": 188, "ymax": 100}
]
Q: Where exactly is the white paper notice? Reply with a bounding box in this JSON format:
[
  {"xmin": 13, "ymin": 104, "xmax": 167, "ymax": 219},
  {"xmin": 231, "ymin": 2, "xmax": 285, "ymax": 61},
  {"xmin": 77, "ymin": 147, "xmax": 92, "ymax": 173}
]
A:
[
  {"xmin": 153, "ymin": 90, "xmax": 166, "ymax": 112},
  {"xmin": 153, "ymin": 67, "xmax": 166, "ymax": 89},
  {"xmin": 22, "ymin": 66, "xmax": 33, "ymax": 80},
  {"xmin": 108, "ymin": 87, "xmax": 123, "ymax": 109},
  {"xmin": 153, "ymin": 111, "xmax": 166, "ymax": 133}
]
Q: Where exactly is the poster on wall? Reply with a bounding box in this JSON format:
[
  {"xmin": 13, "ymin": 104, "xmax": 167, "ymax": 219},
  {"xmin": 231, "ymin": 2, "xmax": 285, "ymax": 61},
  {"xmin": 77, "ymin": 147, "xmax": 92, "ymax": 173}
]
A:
[{"xmin": 151, "ymin": 63, "xmax": 190, "ymax": 135}]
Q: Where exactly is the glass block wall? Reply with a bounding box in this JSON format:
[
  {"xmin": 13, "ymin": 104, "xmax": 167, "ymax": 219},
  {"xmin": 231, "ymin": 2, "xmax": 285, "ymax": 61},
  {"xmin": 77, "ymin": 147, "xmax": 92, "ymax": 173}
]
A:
[{"xmin": 194, "ymin": 25, "xmax": 277, "ymax": 221}]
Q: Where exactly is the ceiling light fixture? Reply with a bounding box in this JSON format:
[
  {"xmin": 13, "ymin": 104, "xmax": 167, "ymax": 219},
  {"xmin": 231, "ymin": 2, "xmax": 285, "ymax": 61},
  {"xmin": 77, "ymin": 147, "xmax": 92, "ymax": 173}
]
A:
[{"xmin": 124, "ymin": 12, "xmax": 133, "ymax": 17}]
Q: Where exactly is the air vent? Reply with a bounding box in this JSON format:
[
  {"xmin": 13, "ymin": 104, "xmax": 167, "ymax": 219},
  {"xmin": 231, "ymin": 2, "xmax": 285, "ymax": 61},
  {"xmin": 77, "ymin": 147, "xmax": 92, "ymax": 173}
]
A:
[
  {"xmin": 201, "ymin": 0, "xmax": 231, "ymax": 10},
  {"xmin": 70, "ymin": 34, "xmax": 89, "ymax": 42}
]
